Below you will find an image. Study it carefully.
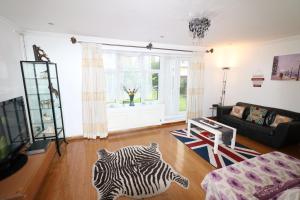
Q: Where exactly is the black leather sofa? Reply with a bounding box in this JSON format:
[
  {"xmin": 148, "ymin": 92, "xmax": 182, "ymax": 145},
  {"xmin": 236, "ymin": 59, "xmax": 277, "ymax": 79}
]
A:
[{"xmin": 217, "ymin": 102, "xmax": 300, "ymax": 148}]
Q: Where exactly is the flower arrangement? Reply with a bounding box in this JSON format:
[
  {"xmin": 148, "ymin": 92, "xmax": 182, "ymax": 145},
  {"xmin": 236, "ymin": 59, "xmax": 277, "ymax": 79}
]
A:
[{"xmin": 123, "ymin": 86, "xmax": 138, "ymax": 106}]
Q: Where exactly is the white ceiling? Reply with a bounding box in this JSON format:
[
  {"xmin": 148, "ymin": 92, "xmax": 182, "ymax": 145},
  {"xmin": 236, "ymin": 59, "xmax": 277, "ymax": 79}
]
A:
[{"xmin": 1, "ymin": 0, "xmax": 300, "ymax": 46}]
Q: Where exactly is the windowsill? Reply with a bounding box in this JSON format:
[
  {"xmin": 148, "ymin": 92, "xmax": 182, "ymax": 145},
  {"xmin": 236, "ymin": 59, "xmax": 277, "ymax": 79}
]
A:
[{"xmin": 107, "ymin": 102, "xmax": 160, "ymax": 108}]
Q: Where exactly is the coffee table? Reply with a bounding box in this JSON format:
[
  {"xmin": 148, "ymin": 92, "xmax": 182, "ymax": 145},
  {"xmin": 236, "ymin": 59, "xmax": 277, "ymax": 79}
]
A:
[{"xmin": 187, "ymin": 117, "xmax": 237, "ymax": 154}]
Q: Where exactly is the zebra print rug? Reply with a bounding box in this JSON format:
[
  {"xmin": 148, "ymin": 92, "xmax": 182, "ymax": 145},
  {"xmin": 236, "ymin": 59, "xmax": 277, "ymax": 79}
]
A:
[{"xmin": 92, "ymin": 143, "xmax": 189, "ymax": 200}]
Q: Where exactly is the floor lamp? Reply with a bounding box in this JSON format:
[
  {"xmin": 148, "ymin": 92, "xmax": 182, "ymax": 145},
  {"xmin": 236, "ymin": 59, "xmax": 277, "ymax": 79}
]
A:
[{"xmin": 220, "ymin": 67, "xmax": 230, "ymax": 106}]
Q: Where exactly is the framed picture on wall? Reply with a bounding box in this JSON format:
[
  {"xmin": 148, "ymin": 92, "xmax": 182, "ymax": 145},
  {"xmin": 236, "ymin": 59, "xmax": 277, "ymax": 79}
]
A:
[{"xmin": 271, "ymin": 53, "xmax": 300, "ymax": 81}]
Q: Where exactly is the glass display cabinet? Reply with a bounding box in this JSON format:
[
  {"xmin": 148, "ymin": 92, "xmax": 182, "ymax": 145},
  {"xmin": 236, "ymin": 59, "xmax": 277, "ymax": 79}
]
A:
[{"xmin": 20, "ymin": 61, "xmax": 67, "ymax": 155}]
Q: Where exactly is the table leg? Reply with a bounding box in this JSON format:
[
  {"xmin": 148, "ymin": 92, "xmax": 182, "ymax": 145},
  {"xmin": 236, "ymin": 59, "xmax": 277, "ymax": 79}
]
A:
[
  {"xmin": 230, "ymin": 129, "xmax": 236, "ymax": 150},
  {"xmin": 214, "ymin": 133, "xmax": 219, "ymax": 154},
  {"xmin": 187, "ymin": 121, "xmax": 191, "ymax": 137}
]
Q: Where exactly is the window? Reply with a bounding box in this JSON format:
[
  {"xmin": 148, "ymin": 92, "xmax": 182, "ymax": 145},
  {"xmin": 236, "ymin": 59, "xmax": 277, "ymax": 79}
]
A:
[
  {"xmin": 103, "ymin": 50, "xmax": 190, "ymax": 120},
  {"xmin": 149, "ymin": 56, "xmax": 160, "ymax": 101},
  {"xmin": 179, "ymin": 61, "xmax": 188, "ymax": 111},
  {"xmin": 103, "ymin": 53, "xmax": 160, "ymax": 104},
  {"xmin": 161, "ymin": 57, "xmax": 189, "ymax": 120},
  {"xmin": 151, "ymin": 73, "xmax": 159, "ymax": 100},
  {"xmin": 120, "ymin": 55, "xmax": 142, "ymax": 103},
  {"xmin": 103, "ymin": 53, "xmax": 117, "ymax": 103}
]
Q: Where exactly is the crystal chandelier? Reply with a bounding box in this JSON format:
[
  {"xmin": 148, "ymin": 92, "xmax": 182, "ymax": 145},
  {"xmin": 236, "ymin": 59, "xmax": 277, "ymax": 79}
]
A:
[{"xmin": 188, "ymin": 17, "xmax": 211, "ymax": 39}]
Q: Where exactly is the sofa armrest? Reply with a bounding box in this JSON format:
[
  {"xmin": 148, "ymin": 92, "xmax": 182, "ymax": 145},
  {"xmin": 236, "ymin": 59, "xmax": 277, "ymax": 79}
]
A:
[
  {"xmin": 217, "ymin": 105, "xmax": 233, "ymax": 122},
  {"xmin": 273, "ymin": 121, "xmax": 300, "ymax": 147}
]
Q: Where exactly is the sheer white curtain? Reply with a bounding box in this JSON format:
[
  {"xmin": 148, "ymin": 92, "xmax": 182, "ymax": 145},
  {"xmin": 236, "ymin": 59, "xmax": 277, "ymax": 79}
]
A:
[
  {"xmin": 103, "ymin": 53, "xmax": 154, "ymax": 103},
  {"xmin": 81, "ymin": 44, "xmax": 108, "ymax": 139},
  {"xmin": 186, "ymin": 52, "xmax": 204, "ymax": 119},
  {"xmin": 141, "ymin": 56, "xmax": 153, "ymax": 100},
  {"xmin": 163, "ymin": 56, "xmax": 178, "ymax": 117}
]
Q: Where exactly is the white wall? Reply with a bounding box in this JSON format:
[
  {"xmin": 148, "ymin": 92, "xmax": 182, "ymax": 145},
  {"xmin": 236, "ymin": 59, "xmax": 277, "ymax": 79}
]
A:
[
  {"xmin": 203, "ymin": 36, "xmax": 300, "ymax": 116},
  {"xmin": 0, "ymin": 17, "xmax": 24, "ymax": 101},
  {"xmin": 23, "ymin": 32, "xmax": 83, "ymax": 137}
]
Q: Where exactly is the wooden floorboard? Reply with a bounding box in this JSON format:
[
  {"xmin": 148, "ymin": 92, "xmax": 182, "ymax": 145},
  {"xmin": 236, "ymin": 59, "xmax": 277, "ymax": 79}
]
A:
[{"xmin": 36, "ymin": 124, "xmax": 300, "ymax": 200}]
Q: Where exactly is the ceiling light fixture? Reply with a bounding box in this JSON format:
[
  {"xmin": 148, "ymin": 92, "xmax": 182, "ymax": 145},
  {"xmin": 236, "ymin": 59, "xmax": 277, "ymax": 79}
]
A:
[{"xmin": 188, "ymin": 17, "xmax": 211, "ymax": 39}]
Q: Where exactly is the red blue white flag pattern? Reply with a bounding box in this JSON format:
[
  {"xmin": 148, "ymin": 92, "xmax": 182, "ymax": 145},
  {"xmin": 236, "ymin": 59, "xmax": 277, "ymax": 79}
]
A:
[{"xmin": 171, "ymin": 128, "xmax": 260, "ymax": 168}]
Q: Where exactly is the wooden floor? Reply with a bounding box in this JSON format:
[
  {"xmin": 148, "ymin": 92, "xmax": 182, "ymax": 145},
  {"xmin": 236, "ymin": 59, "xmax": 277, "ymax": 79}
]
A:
[{"xmin": 36, "ymin": 123, "xmax": 300, "ymax": 200}]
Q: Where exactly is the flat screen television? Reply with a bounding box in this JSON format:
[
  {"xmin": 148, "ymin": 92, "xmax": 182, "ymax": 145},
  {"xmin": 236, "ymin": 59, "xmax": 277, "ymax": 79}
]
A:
[{"xmin": 0, "ymin": 96, "xmax": 30, "ymax": 180}]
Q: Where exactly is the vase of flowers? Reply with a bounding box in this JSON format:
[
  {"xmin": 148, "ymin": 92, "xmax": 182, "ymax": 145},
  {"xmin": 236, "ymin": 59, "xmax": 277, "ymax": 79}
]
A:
[{"xmin": 123, "ymin": 86, "xmax": 138, "ymax": 106}]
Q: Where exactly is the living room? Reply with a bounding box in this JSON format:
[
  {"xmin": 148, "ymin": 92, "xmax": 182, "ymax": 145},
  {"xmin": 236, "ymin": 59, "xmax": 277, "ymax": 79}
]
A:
[{"xmin": 0, "ymin": 0, "xmax": 300, "ymax": 200}]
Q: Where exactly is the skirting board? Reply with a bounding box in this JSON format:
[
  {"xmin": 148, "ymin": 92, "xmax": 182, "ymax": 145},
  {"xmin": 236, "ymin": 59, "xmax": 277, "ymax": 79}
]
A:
[{"xmin": 67, "ymin": 121, "xmax": 186, "ymax": 141}]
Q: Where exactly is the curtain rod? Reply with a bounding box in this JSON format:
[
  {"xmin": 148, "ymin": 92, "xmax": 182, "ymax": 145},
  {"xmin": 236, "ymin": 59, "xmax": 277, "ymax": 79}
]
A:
[{"xmin": 70, "ymin": 37, "xmax": 213, "ymax": 53}]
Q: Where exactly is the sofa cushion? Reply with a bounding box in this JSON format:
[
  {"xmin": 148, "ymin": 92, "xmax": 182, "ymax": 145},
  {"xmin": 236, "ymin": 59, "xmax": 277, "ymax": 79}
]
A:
[
  {"xmin": 242, "ymin": 106, "xmax": 250, "ymax": 119},
  {"xmin": 237, "ymin": 102, "xmax": 300, "ymax": 121},
  {"xmin": 270, "ymin": 114, "xmax": 293, "ymax": 128},
  {"xmin": 246, "ymin": 106, "xmax": 268, "ymax": 125},
  {"xmin": 230, "ymin": 106, "xmax": 245, "ymax": 119},
  {"xmin": 265, "ymin": 111, "xmax": 276, "ymax": 126}
]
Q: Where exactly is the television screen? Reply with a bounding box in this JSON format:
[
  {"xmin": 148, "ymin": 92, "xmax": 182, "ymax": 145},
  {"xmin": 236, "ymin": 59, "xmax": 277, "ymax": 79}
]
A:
[{"xmin": 0, "ymin": 97, "xmax": 30, "ymax": 162}]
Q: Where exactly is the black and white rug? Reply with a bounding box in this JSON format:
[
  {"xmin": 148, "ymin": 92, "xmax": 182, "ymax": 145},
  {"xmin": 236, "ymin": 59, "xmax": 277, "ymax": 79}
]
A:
[{"xmin": 92, "ymin": 143, "xmax": 189, "ymax": 200}]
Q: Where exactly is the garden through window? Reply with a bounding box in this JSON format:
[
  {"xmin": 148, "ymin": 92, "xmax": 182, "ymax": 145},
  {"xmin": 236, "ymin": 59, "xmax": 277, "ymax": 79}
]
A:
[{"xmin": 179, "ymin": 61, "xmax": 188, "ymax": 111}]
